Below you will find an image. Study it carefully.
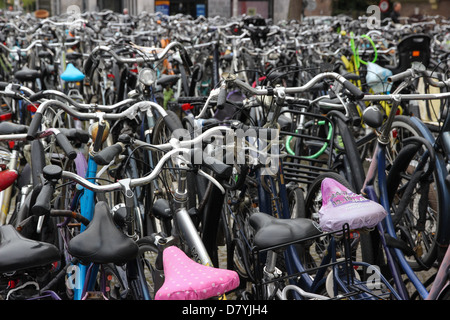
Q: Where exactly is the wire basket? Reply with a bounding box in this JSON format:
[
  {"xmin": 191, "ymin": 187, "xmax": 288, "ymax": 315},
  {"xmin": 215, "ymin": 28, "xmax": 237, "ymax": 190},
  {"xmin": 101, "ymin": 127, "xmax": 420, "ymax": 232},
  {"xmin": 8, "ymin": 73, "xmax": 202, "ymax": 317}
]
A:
[{"xmin": 279, "ymin": 108, "xmax": 337, "ymax": 187}]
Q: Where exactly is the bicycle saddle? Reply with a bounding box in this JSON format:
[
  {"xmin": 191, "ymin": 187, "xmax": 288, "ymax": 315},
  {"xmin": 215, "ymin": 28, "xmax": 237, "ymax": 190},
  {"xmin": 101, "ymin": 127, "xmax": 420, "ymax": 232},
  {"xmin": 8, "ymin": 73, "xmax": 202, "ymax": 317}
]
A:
[
  {"xmin": 155, "ymin": 246, "xmax": 240, "ymax": 300},
  {"xmin": 60, "ymin": 63, "xmax": 85, "ymax": 82},
  {"xmin": 156, "ymin": 74, "xmax": 180, "ymax": 87},
  {"xmin": 68, "ymin": 201, "xmax": 138, "ymax": 265},
  {"xmin": 318, "ymin": 178, "xmax": 387, "ymax": 232},
  {"xmin": 249, "ymin": 212, "xmax": 322, "ymax": 250},
  {"xmin": 14, "ymin": 66, "xmax": 41, "ymax": 82},
  {"xmin": 0, "ymin": 224, "xmax": 60, "ymax": 273}
]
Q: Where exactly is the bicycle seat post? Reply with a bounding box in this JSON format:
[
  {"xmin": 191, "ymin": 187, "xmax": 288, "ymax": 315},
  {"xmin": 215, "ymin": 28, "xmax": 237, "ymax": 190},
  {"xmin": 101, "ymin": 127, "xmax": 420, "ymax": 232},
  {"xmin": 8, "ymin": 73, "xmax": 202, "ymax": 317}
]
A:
[{"xmin": 173, "ymin": 161, "xmax": 188, "ymax": 211}]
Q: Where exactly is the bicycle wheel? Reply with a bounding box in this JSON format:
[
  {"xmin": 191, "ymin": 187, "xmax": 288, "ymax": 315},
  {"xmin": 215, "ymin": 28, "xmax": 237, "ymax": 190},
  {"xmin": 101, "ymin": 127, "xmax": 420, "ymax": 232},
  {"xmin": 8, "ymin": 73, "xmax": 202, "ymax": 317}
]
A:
[
  {"xmin": 135, "ymin": 237, "xmax": 160, "ymax": 300},
  {"xmin": 385, "ymin": 115, "xmax": 442, "ymax": 270},
  {"xmin": 288, "ymin": 184, "xmax": 306, "ymax": 219},
  {"xmin": 151, "ymin": 110, "xmax": 185, "ymax": 234}
]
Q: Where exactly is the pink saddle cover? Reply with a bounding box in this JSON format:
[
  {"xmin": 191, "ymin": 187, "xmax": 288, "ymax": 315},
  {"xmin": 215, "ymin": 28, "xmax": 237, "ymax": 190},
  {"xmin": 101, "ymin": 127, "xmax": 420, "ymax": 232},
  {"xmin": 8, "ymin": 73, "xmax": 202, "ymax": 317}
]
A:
[
  {"xmin": 155, "ymin": 246, "xmax": 240, "ymax": 300},
  {"xmin": 318, "ymin": 178, "xmax": 387, "ymax": 232}
]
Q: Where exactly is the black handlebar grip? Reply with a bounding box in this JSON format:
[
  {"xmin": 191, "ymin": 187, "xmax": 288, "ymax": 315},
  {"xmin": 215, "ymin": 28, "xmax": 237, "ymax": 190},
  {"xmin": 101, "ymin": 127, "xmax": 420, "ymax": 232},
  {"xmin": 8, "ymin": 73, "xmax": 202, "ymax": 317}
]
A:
[
  {"xmin": 177, "ymin": 96, "xmax": 208, "ymax": 104},
  {"xmin": 216, "ymin": 87, "xmax": 227, "ymax": 109},
  {"xmin": 93, "ymin": 143, "xmax": 124, "ymax": 165},
  {"xmin": 31, "ymin": 183, "xmax": 54, "ymax": 216},
  {"xmin": 26, "ymin": 112, "xmax": 43, "ymax": 140},
  {"xmin": 180, "ymin": 49, "xmax": 193, "ymax": 69},
  {"xmin": 342, "ymin": 80, "xmax": 364, "ymax": 99},
  {"xmin": 55, "ymin": 131, "xmax": 77, "ymax": 160},
  {"xmin": 58, "ymin": 128, "xmax": 90, "ymax": 144},
  {"xmin": 162, "ymin": 110, "xmax": 183, "ymax": 139},
  {"xmin": 31, "ymin": 140, "xmax": 45, "ymax": 188},
  {"xmin": 29, "ymin": 91, "xmax": 46, "ymax": 102},
  {"xmin": 0, "ymin": 122, "xmax": 28, "ymax": 135},
  {"xmin": 309, "ymin": 82, "xmax": 329, "ymax": 92},
  {"xmin": 203, "ymin": 155, "xmax": 233, "ymax": 179},
  {"xmin": 74, "ymin": 129, "xmax": 90, "ymax": 144},
  {"xmin": 191, "ymin": 148, "xmax": 232, "ymax": 179}
]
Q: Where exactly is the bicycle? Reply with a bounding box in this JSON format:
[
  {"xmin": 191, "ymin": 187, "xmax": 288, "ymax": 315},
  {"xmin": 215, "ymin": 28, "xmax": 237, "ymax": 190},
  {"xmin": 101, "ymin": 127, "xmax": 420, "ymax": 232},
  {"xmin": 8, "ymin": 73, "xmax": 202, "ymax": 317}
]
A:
[
  {"xmin": 31, "ymin": 125, "xmax": 240, "ymax": 300},
  {"xmin": 355, "ymin": 68, "xmax": 450, "ymax": 299}
]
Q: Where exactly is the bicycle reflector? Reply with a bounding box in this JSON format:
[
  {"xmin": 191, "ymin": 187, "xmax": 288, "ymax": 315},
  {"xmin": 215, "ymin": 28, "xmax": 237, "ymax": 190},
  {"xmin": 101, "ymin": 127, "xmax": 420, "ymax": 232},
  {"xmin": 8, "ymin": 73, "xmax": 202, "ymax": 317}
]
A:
[
  {"xmin": 412, "ymin": 51, "xmax": 420, "ymax": 57},
  {"xmin": 0, "ymin": 170, "xmax": 18, "ymax": 192}
]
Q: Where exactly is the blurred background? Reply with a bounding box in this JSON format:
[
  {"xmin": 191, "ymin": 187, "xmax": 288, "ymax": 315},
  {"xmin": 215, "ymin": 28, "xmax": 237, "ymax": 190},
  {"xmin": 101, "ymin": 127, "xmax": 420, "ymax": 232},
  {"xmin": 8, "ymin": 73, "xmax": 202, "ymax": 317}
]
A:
[{"xmin": 3, "ymin": 0, "xmax": 450, "ymax": 21}]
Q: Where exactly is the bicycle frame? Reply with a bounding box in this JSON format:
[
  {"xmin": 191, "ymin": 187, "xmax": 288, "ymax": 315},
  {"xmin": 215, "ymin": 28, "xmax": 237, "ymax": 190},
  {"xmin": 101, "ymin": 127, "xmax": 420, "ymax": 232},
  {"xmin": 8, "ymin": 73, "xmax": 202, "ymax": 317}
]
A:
[
  {"xmin": 250, "ymin": 135, "xmax": 383, "ymax": 299},
  {"xmin": 72, "ymin": 119, "xmax": 106, "ymax": 300},
  {"xmin": 361, "ymin": 92, "xmax": 450, "ymax": 300}
]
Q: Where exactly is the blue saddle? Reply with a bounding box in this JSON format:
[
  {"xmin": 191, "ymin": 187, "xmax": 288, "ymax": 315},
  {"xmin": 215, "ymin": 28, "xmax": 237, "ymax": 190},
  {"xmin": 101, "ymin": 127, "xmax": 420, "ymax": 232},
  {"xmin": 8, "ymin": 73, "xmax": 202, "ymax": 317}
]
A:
[{"xmin": 61, "ymin": 63, "xmax": 85, "ymax": 82}]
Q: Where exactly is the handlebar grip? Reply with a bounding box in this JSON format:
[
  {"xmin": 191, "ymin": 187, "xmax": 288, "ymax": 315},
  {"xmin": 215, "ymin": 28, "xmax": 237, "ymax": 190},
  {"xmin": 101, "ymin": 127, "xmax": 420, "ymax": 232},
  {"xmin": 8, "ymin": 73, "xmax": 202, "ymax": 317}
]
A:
[
  {"xmin": 26, "ymin": 112, "xmax": 43, "ymax": 140},
  {"xmin": 216, "ymin": 87, "xmax": 227, "ymax": 109},
  {"xmin": 58, "ymin": 128, "xmax": 90, "ymax": 144},
  {"xmin": 180, "ymin": 49, "xmax": 193, "ymax": 69},
  {"xmin": 177, "ymin": 96, "xmax": 208, "ymax": 104},
  {"xmin": 29, "ymin": 91, "xmax": 46, "ymax": 102},
  {"xmin": 0, "ymin": 122, "xmax": 28, "ymax": 135},
  {"xmin": 31, "ymin": 140, "xmax": 45, "ymax": 188},
  {"xmin": 342, "ymin": 80, "xmax": 364, "ymax": 99},
  {"xmin": 93, "ymin": 143, "xmax": 124, "ymax": 165},
  {"xmin": 162, "ymin": 110, "xmax": 183, "ymax": 138},
  {"xmin": 387, "ymin": 69, "xmax": 414, "ymax": 83},
  {"xmin": 55, "ymin": 131, "xmax": 77, "ymax": 160},
  {"xmin": 31, "ymin": 183, "xmax": 54, "ymax": 216},
  {"xmin": 191, "ymin": 148, "xmax": 232, "ymax": 179},
  {"xmin": 309, "ymin": 82, "xmax": 329, "ymax": 92}
]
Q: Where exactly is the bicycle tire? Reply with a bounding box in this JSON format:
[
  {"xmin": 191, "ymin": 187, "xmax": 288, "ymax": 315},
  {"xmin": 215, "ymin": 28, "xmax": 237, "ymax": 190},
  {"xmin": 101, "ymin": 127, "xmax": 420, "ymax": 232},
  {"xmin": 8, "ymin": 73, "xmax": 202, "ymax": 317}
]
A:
[
  {"xmin": 151, "ymin": 110, "xmax": 186, "ymax": 234},
  {"xmin": 135, "ymin": 238, "xmax": 160, "ymax": 300},
  {"xmin": 385, "ymin": 115, "xmax": 443, "ymax": 270}
]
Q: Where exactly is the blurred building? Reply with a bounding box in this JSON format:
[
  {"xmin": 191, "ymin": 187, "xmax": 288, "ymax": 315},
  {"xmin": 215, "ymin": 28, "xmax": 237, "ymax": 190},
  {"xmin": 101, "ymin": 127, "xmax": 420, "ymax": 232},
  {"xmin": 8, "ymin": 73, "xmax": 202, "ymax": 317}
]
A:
[{"xmin": 34, "ymin": 0, "xmax": 450, "ymax": 21}]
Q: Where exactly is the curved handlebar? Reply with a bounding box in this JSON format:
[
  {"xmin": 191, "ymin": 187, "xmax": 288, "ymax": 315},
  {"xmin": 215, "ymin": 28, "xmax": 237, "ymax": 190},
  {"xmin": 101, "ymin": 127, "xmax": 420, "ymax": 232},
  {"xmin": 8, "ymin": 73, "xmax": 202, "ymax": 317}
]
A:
[
  {"xmin": 26, "ymin": 100, "xmax": 170, "ymax": 140},
  {"xmin": 226, "ymin": 72, "xmax": 365, "ymax": 99}
]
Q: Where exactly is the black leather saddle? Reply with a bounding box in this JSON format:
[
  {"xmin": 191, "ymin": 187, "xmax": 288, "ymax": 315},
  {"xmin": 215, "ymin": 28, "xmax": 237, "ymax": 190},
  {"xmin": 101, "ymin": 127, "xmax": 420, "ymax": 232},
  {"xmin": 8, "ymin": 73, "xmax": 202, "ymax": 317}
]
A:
[
  {"xmin": 14, "ymin": 66, "xmax": 41, "ymax": 82},
  {"xmin": 0, "ymin": 224, "xmax": 60, "ymax": 273},
  {"xmin": 156, "ymin": 74, "xmax": 180, "ymax": 87},
  {"xmin": 249, "ymin": 212, "xmax": 322, "ymax": 250},
  {"xmin": 68, "ymin": 201, "xmax": 138, "ymax": 265}
]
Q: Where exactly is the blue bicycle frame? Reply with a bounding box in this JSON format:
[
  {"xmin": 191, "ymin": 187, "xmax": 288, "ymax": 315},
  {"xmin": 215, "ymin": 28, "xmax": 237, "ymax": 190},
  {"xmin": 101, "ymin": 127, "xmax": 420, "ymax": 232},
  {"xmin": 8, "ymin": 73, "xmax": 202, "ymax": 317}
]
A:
[
  {"xmin": 73, "ymin": 154, "xmax": 98, "ymax": 300},
  {"xmin": 362, "ymin": 114, "xmax": 450, "ymax": 300},
  {"xmin": 71, "ymin": 120, "xmax": 107, "ymax": 300}
]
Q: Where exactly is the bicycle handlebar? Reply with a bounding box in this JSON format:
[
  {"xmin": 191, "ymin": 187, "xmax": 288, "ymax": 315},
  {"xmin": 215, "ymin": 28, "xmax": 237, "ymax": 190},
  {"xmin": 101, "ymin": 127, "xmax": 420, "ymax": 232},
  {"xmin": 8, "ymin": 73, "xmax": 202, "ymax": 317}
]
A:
[
  {"xmin": 88, "ymin": 41, "xmax": 191, "ymax": 65},
  {"xmin": 362, "ymin": 91, "xmax": 450, "ymax": 102},
  {"xmin": 388, "ymin": 65, "xmax": 450, "ymax": 88},
  {"xmin": 387, "ymin": 69, "xmax": 415, "ymax": 83},
  {"xmin": 225, "ymin": 72, "xmax": 365, "ymax": 99},
  {"xmin": 26, "ymin": 100, "xmax": 170, "ymax": 140},
  {"xmin": 29, "ymin": 89, "xmax": 136, "ymax": 112}
]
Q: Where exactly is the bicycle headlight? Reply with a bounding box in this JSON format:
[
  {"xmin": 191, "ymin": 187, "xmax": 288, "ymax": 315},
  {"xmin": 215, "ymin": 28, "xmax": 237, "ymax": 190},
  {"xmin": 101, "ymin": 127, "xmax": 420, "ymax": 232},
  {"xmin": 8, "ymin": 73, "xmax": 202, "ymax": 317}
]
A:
[{"xmin": 138, "ymin": 68, "xmax": 157, "ymax": 86}]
